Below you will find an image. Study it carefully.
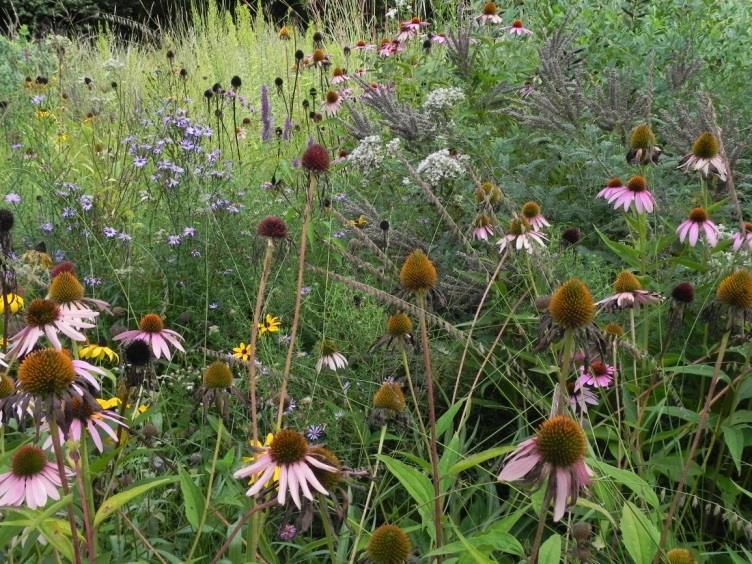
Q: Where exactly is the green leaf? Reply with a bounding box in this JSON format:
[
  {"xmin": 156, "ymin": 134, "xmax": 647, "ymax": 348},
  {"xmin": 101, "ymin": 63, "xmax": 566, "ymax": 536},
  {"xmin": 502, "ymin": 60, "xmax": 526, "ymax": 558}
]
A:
[
  {"xmin": 436, "ymin": 401, "xmax": 463, "ymax": 436},
  {"xmin": 594, "ymin": 227, "xmax": 641, "ymax": 269},
  {"xmin": 178, "ymin": 467, "xmax": 206, "ymax": 530},
  {"xmin": 590, "ymin": 460, "xmax": 659, "ymax": 508},
  {"xmin": 722, "ymin": 426, "xmax": 745, "ymax": 474},
  {"xmin": 662, "ymin": 364, "xmax": 729, "ymax": 383},
  {"xmin": 620, "ymin": 501, "xmax": 659, "ymax": 564},
  {"xmin": 447, "ymin": 446, "xmax": 513, "ymax": 476},
  {"xmin": 378, "ymin": 455, "xmax": 434, "ymax": 540},
  {"xmin": 538, "ymin": 533, "xmax": 562, "ymax": 564},
  {"xmin": 39, "ymin": 519, "xmax": 74, "ymax": 562},
  {"xmin": 94, "ymin": 476, "xmax": 178, "ymax": 529},
  {"xmin": 452, "ymin": 523, "xmax": 495, "ymax": 564}
]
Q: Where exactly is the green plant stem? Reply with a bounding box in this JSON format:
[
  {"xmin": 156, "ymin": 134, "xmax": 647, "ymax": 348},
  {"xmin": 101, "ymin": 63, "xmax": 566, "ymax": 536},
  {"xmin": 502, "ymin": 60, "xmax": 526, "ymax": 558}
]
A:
[
  {"xmin": 210, "ymin": 499, "xmax": 278, "ymax": 564},
  {"xmin": 71, "ymin": 451, "xmax": 95, "ymax": 564},
  {"xmin": 348, "ymin": 424, "xmax": 387, "ymax": 564},
  {"xmin": 656, "ymin": 328, "xmax": 731, "ymax": 558},
  {"xmin": 529, "ymin": 477, "xmax": 556, "ymax": 564},
  {"xmin": 187, "ymin": 420, "xmax": 223, "ymax": 562},
  {"xmin": 400, "ymin": 347, "xmax": 429, "ymax": 451},
  {"xmin": 417, "ymin": 291, "xmax": 443, "ymax": 560},
  {"xmin": 78, "ymin": 438, "xmax": 96, "ymax": 552},
  {"xmin": 557, "ymin": 329, "xmax": 575, "ymax": 415},
  {"xmin": 277, "ymin": 174, "xmax": 316, "ymax": 431},
  {"xmin": 317, "ymin": 496, "xmax": 337, "ymax": 562}
]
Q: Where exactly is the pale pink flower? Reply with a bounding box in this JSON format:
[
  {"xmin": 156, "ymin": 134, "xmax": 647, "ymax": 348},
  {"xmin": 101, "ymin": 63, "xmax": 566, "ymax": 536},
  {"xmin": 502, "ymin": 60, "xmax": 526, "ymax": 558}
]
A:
[
  {"xmin": 397, "ymin": 17, "xmax": 429, "ymax": 41},
  {"xmin": 331, "ymin": 68, "xmax": 349, "ymax": 84},
  {"xmin": 430, "ymin": 33, "xmax": 448, "ymax": 44},
  {"xmin": 597, "ymin": 175, "xmax": 655, "ymax": 214},
  {"xmin": 353, "ymin": 41, "xmax": 376, "ymax": 52},
  {"xmin": 570, "ymin": 386, "xmax": 599, "ymax": 414},
  {"xmin": 0, "ymin": 445, "xmax": 65, "ymax": 509},
  {"xmin": 504, "ymin": 19, "xmax": 533, "ymax": 36},
  {"xmin": 497, "ymin": 416, "xmax": 593, "ymax": 522},
  {"xmin": 576, "ymin": 361, "xmax": 615, "ymax": 389},
  {"xmin": 112, "ymin": 313, "xmax": 185, "ymax": 360},
  {"xmin": 321, "ymin": 91, "xmax": 343, "ymax": 115},
  {"xmin": 677, "ymin": 132, "xmax": 727, "ymax": 182},
  {"xmin": 520, "ymin": 202, "xmax": 550, "ymax": 231},
  {"xmin": 596, "ymin": 271, "xmax": 662, "ymax": 312},
  {"xmin": 233, "ymin": 430, "xmax": 337, "ymax": 509},
  {"xmin": 476, "ymin": 2, "xmax": 502, "ymax": 24},
  {"xmin": 497, "ymin": 217, "xmax": 547, "ymax": 254},
  {"xmin": 44, "ymin": 399, "xmax": 126, "ymax": 453},
  {"xmin": 316, "ymin": 341, "xmax": 348, "ymax": 373},
  {"xmin": 472, "ymin": 215, "xmax": 494, "ymax": 242},
  {"xmin": 731, "ymin": 223, "xmax": 752, "ymax": 252},
  {"xmin": 676, "ymin": 208, "xmax": 719, "ymax": 247},
  {"xmin": 9, "ymin": 299, "xmax": 94, "ymax": 358}
]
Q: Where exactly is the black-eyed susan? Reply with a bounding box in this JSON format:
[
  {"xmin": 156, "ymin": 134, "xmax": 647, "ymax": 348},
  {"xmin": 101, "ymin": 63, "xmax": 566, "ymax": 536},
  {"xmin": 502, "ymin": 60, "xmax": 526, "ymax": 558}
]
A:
[
  {"xmin": 0, "ymin": 293, "xmax": 24, "ymax": 314},
  {"xmin": 348, "ymin": 215, "xmax": 368, "ymax": 228},
  {"xmin": 258, "ymin": 314, "xmax": 281, "ymax": 336},
  {"xmin": 232, "ymin": 342, "xmax": 252, "ymax": 361},
  {"xmin": 79, "ymin": 341, "xmax": 119, "ymax": 364}
]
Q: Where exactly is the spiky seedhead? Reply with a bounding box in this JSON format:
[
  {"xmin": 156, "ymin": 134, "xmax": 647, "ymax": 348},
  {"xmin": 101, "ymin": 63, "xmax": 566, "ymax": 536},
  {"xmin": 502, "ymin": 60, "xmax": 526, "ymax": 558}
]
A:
[
  {"xmin": 18, "ymin": 349, "xmax": 76, "ymax": 396},
  {"xmin": 387, "ymin": 313, "xmax": 412, "ymax": 336},
  {"xmin": 373, "ymin": 383, "xmax": 406, "ymax": 412},
  {"xmin": 482, "ymin": 2, "xmax": 498, "ymax": 15},
  {"xmin": 312, "ymin": 49, "xmax": 326, "ymax": 63},
  {"xmin": 508, "ymin": 217, "xmax": 530, "ymax": 236},
  {"xmin": 548, "ymin": 279, "xmax": 594, "ymax": 329},
  {"xmin": 12, "ymin": 445, "xmax": 47, "ymax": 477},
  {"xmin": 203, "ymin": 361, "xmax": 232, "ymax": 389},
  {"xmin": 400, "ymin": 249, "xmax": 437, "ymax": 293},
  {"xmin": 521, "ymin": 201, "xmax": 541, "ymax": 219},
  {"xmin": 26, "ymin": 299, "xmax": 59, "ymax": 327},
  {"xmin": 571, "ymin": 521, "xmax": 592, "ymax": 542},
  {"xmin": 717, "ymin": 270, "xmax": 752, "ymax": 310},
  {"xmin": 269, "ymin": 430, "xmax": 308, "ymax": 465},
  {"xmin": 666, "ymin": 548, "xmax": 696, "ymax": 564},
  {"xmin": 257, "ymin": 216, "xmax": 288, "ymax": 239},
  {"xmin": 691, "ymin": 132, "xmax": 719, "ymax": 159},
  {"xmin": 562, "ymin": 227, "xmax": 582, "ymax": 245},
  {"xmin": 368, "ymin": 524, "xmax": 412, "ymax": 564},
  {"xmin": 48, "ymin": 272, "xmax": 85, "ymax": 304},
  {"xmin": 629, "ymin": 123, "xmax": 656, "ymax": 150},
  {"xmin": 671, "ymin": 282, "xmax": 694, "ymax": 304},
  {"xmin": 688, "ymin": 208, "xmax": 708, "ymax": 223},
  {"xmin": 613, "ymin": 271, "xmax": 641, "ymax": 293},
  {"xmin": 626, "ymin": 176, "xmax": 647, "ymax": 193},
  {"xmin": 536, "ymin": 416, "xmax": 586, "ymax": 467},
  {"xmin": 124, "ymin": 340, "xmax": 152, "ymax": 366},
  {"xmin": 0, "ymin": 374, "xmax": 15, "ymax": 398},
  {"xmin": 605, "ymin": 322, "xmax": 624, "ymax": 338},
  {"xmin": 301, "ymin": 143, "xmax": 330, "ymax": 172},
  {"xmin": 309, "ymin": 446, "xmax": 341, "ymax": 489},
  {"xmin": 138, "ymin": 314, "xmax": 164, "ymax": 333},
  {"xmin": 475, "ymin": 181, "xmax": 502, "ymax": 205}
]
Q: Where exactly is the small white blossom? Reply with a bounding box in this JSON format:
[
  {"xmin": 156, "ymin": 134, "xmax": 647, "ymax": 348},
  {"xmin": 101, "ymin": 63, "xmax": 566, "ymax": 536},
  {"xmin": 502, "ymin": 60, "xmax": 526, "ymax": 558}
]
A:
[
  {"xmin": 422, "ymin": 87, "xmax": 465, "ymax": 114},
  {"xmin": 386, "ymin": 138, "xmax": 402, "ymax": 154},
  {"xmin": 347, "ymin": 136, "xmax": 385, "ymax": 173},
  {"xmin": 103, "ymin": 58, "xmax": 125, "ymax": 71},
  {"xmin": 416, "ymin": 149, "xmax": 467, "ymax": 185}
]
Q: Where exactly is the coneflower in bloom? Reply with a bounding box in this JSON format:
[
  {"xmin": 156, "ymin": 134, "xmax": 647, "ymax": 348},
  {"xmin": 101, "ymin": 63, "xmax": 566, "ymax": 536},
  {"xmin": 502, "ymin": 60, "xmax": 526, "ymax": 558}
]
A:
[
  {"xmin": 397, "ymin": 17, "xmax": 429, "ymax": 41},
  {"xmin": 331, "ymin": 67, "xmax": 348, "ymax": 84},
  {"xmin": 45, "ymin": 396, "xmax": 126, "ymax": 452},
  {"xmin": 503, "ymin": 19, "xmax": 533, "ymax": 36},
  {"xmin": 367, "ymin": 524, "xmax": 412, "ymax": 564},
  {"xmin": 0, "ymin": 445, "xmax": 64, "ymax": 508},
  {"xmin": 596, "ymin": 271, "xmax": 662, "ymax": 312},
  {"xmin": 497, "ymin": 416, "xmax": 593, "ymax": 521},
  {"xmin": 472, "ymin": 213, "xmax": 494, "ymax": 241},
  {"xmin": 576, "ymin": 360, "xmax": 615, "ymax": 389},
  {"xmin": 731, "ymin": 222, "xmax": 752, "ymax": 252},
  {"xmin": 497, "ymin": 217, "xmax": 547, "ymax": 254},
  {"xmin": 112, "ymin": 314, "xmax": 185, "ymax": 360},
  {"xmin": 476, "ymin": 2, "xmax": 502, "ymax": 24},
  {"xmin": 233, "ymin": 429, "xmax": 337, "ymax": 509},
  {"xmin": 676, "ymin": 207, "xmax": 719, "ymax": 247},
  {"xmin": 316, "ymin": 340, "xmax": 348, "ymax": 373},
  {"xmin": 677, "ymin": 131, "xmax": 727, "ymax": 182},
  {"xmin": 597, "ymin": 175, "xmax": 655, "ymax": 214},
  {"xmin": 353, "ymin": 40, "xmax": 376, "ymax": 51},
  {"xmin": 47, "ymin": 271, "xmax": 109, "ymax": 319},
  {"xmin": 626, "ymin": 123, "xmax": 662, "ymax": 165},
  {"xmin": 9, "ymin": 298, "xmax": 94, "ymax": 357},
  {"xmin": 321, "ymin": 90, "xmax": 343, "ymax": 115},
  {"xmin": 521, "ymin": 201, "xmax": 549, "ymax": 231}
]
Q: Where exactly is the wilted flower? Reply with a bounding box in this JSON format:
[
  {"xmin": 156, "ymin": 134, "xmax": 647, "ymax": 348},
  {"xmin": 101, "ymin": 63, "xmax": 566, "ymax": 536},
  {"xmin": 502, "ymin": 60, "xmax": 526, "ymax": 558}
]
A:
[
  {"xmin": 472, "ymin": 214, "xmax": 494, "ymax": 241},
  {"xmin": 626, "ymin": 123, "xmax": 662, "ymax": 165},
  {"xmin": 497, "ymin": 217, "xmax": 547, "ymax": 254},
  {"xmin": 676, "ymin": 208, "xmax": 718, "ymax": 247},
  {"xmin": 46, "ymin": 396, "xmax": 126, "ymax": 452},
  {"xmin": 677, "ymin": 132, "xmax": 727, "ymax": 182},
  {"xmin": 731, "ymin": 222, "xmax": 752, "ymax": 252},
  {"xmin": 476, "ymin": 2, "xmax": 502, "ymax": 24},
  {"xmin": 370, "ymin": 312, "xmax": 414, "ymax": 351}
]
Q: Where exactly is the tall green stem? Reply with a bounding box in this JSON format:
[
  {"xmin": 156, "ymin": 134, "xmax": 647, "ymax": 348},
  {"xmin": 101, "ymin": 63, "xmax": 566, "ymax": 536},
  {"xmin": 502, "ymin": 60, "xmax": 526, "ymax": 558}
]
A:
[
  {"xmin": 557, "ymin": 330, "xmax": 575, "ymax": 414},
  {"xmin": 187, "ymin": 421, "xmax": 223, "ymax": 562}
]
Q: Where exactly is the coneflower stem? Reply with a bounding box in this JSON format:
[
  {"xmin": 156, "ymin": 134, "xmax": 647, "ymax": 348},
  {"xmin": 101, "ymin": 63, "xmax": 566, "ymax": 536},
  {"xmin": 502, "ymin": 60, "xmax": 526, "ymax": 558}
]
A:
[
  {"xmin": 71, "ymin": 451, "xmax": 95, "ymax": 564},
  {"xmin": 348, "ymin": 424, "xmax": 387, "ymax": 564},
  {"xmin": 276, "ymin": 174, "xmax": 316, "ymax": 431},
  {"xmin": 400, "ymin": 347, "xmax": 429, "ymax": 449},
  {"xmin": 248, "ymin": 239, "xmax": 275, "ymax": 443},
  {"xmin": 557, "ymin": 330, "xmax": 575, "ymax": 415},
  {"xmin": 417, "ymin": 291, "xmax": 443, "ymax": 559},
  {"xmin": 48, "ymin": 412, "xmax": 83, "ymax": 564},
  {"xmin": 187, "ymin": 420, "xmax": 223, "ymax": 562},
  {"xmin": 210, "ymin": 499, "xmax": 278, "ymax": 564},
  {"xmin": 529, "ymin": 478, "xmax": 556, "ymax": 564},
  {"xmin": 657, "ymin": 327, "xmax": 731, "ymax": 558}
]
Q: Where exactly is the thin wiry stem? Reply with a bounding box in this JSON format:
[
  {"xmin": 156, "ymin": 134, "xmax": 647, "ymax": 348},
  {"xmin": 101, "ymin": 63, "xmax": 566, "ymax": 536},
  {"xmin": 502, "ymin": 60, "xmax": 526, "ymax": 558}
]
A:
[
  {"xmin": 530, "ymin": 478, "xmax": 556, "ymax": 564},
  {"xmin": 210, "ymin": 499, "xmax": 278, "ymax": 564}
]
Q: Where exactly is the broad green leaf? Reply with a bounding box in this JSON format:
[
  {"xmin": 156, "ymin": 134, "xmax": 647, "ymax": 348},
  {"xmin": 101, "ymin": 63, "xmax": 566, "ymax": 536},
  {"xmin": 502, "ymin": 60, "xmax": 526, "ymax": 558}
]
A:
[
  {"xmin": 453, "ymin": 523, "xmax": 494, "ymax": 564},
  {"xmin": 594, "ymin": 227, "xmax": 641, "ymax": 269},
  {"xmin": 178, "ymin": 467, "xmax": 206, "ymax": 530},
  {"xmin": 590, "ymin": 460, "xmax": 659, "ymax": 508},
  {"xmin": 436, "ymin": 401, "xmax": 463, "ymax": 436},
  {"xmin": 538, "ymin": 533, "xmax": 562, "ymax": 564},
  {"xmin": 94, "ymin": 476, "xmax": 178, "ymax": 529},
  {"xmin": 39, "ymin": 519, "xmax": 74, "ymax": 562},
  {"xmin": 620, "ymin": 501, "xmax": 659, "ymax": 564},
  {"xmin": 722, "ymin": 426, "xmax": 745, "ymax": 474},
  {"xmin": 662, "ymin": 364, "xmax": 729, "ymax": 383},
  {"xmin": 447, "ymin": 446, "xmax": 513, "ymax": 476},
  {"xmin": 378, "ymin": 455, "xmax": 434, "ymax": 540}
]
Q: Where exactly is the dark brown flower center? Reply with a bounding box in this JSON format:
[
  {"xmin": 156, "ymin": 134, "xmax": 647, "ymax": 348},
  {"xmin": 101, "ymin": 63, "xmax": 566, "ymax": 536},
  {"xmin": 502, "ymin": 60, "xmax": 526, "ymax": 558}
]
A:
[
  {"xmin": 626, "ymin": 175, "xmax": 647, "ymax": 193},
  {"xmin": 606, "ymin": 177, "xmax": 623, "ymax": 188},
  {"xmin": 12, "ymin": 445, "xmax": 47, "ymax": 477},
  {"xmin": 512, "ymin": 19, "xmax": 523, "ymax": 27},
  {"xmin": 521, "ymin": 201, "xmax": 541, "ymax": 219},
  {"xmin": 26, "ymin": 299, "xmax": 59, "ymax": 327},
  {"xmin": 18, "ymin": 348, "xmax": 76, "ymax": 397},
  {"xmin": 482, "ymin": 2, "xmax": 497, "ymax": 15},
  {"xmin": 269, "ymin": 429, "xmax": 308, "ymax": 465},
  {"xmin": 590, "ymin": 361, "xmax": 607, "ymax": 376},
  {"xmin": 139, "ymin": 314, "xmax": 164, "ymax": 333},
  {"xmin": 689, "ymin": 208, "xmax": 708, "ymax": 223},
  {"xmin": 325, "ymin": 91, "xmax": 339, "ymax": 104},
  {"xmin": 536, "ymin": 416, "xmax": 586, "ymax": 467}
]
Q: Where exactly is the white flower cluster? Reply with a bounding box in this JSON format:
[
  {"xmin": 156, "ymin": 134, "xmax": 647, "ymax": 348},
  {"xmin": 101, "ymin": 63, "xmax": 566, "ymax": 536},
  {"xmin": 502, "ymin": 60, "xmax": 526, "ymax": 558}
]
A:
[
  {"xmin": 103, "ymin": 58, "xmax": 125, "ymax": 71},
  {"xmin": 422, "ymin": 87, "xmax": 465, "ymax": 114},
  {"xmin": 416, "ymin": 149, "xmax": 467, "ymax": 185},
  {"xmin": 347, "ymin": 136, "xmax": 385, "ymax": 173}
]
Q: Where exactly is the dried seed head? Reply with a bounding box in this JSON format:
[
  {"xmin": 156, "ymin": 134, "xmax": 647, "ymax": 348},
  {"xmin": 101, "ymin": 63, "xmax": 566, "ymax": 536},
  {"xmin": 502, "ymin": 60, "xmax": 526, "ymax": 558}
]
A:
[
  {"xmin": 548, "ymin": 279, "xmax": 595, "ymax": 329},
  {"xmin": 301, "ymin": 143, "xmax": 330, "ymax": 172},
  {"xmin": 18, "ymin": 348, "xmax": 76, "ymax": 396},
  {"xmin": 11, "ymin": 445, "xmax": 47, "ymax": 477},
  {"xmin": 319, "ymin": 339, "xmax": 340, "ymax": 357},
  {"xmin": 562, "ymin": 227, "xmax": 582, "ymax": 246},
  {"xmin": 691, "ymin": 132, "xmax": 719, "ymax": 159},
  {"xmin": 536, "ymin": 416, "xmax": 586, "ymax": 467},
  {"xmin": 688, "ymin": 207, "xmax": 708, "ymax": 223},
  {"xmin": 48, "ymin": 272, "xmax": 85, "ymax": 304},
  {"xmin": 604, "ymin": 322, "xmax": 624, "ymax": 338},
  {"xmin": 400, "ymin": 250, "xmax": 437, "ymax": 293},
  {"xmin": 571, "ymin": 521, "xmax": 592, "ymax": 542},
  {"xmin": 124, "ymin": 340, "xmax": 152, "ymax": 366},
  {"xmin": 373, "ymin": 382, "xmax": 406, "ymax": 412},
  {"xmin": 309, "ymin": 446, "xmax": 341, "ymax": 489},
  {"xmin": 508, "ymin": 217, "xmax": 530, "ymax": 236},
  {"xmin": 666, "ymin": 548, "xmax": 696, "ymax": 564},
  {"xmin": 138, "ymin": 314, "xmax": 164, "ymax": 333},
  {"xmin": 626, "ymin": 175, "xmax": 647, "ymax": 193},
  {"xmin": 325, "ymin": 90, "xmax": 339, "ymax": 104},
  {"xmin": 387, "ymin": 312, "xmax": 412, "ymax": 336},
  {"xmin": 475, "ymin": 214, "xmax": 492, "ymax": 228},
  {"xmin": 521, "ymin": 201, "xmax": 541, "ymax": 219},
  {"xmin": 203, "ymin": 361, "xmax": 232, "ymax": 389},
  {"xmin": 368, "ymin": 524, "xmax": 412, "ymax": 564},
  {"xmin": 230, "ymin": 75, "xmax": 242, "ymax": 89},
  {"xmin": 629, "ymin": 123, "xmax": 656, "ymax": 150},
  {"xmin": 671, "ymin": 282, "xmax": 694, "ymax": 304},
  {"xmin": 257, "ymin": 216, "xmax": 288, "ymax": 239},
  {"xmin": 475, "ymin": 181, "xmax": 502, "ymax": 205},
  {"xmin": 0, "ymin": 374, "xmax": 15, "ymax": 398},
  {"xmin": 717, "ymin": 270, "xmax": 752, "ymax": 310},
  {"xmin": 613, "ymin": 271, "xmax": 641, "ymax": 293},
  {"xmin": 312, "ymin": 48, "xmax": 326, "ymax": 63},
  {"xmin": 0, "ymin": 209, "xmax": 14, "ymax": 232},
  {"xmin": 269, "ymin": 429, "xmax": 308, "ymax": 465}
]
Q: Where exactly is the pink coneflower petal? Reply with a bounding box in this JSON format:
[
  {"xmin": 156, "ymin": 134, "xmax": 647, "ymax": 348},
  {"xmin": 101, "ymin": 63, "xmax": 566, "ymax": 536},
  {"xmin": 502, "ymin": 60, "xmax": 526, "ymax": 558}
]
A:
[
  {"xmin": 553, "ymin": 467, "xmax": 570, "ymax": 522},
  {"xmin": 498, "ymin": 452, "xmax": 541, "ymax": 481},
  {"xmin": 276, "ymin": 465, "xmax": 288, "ymax": 505},
  {"xmin": 287, "ymin": 465, "xmax": 301, "ymax": 508}
]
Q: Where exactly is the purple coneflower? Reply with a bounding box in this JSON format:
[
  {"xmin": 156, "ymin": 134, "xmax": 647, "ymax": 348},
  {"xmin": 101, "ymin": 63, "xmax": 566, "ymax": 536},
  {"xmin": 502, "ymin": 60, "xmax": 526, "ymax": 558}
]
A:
[
  {"xmin": 45, "ymin": 396, "xmax": 126, "ymax": 452},
  {"xmin": 677, "ymin": 132, "xmax": 727, "ymax": 182},
  {"xmin": 570, "ymin": 385, "xmax": 598, "ymax": 414},
  {"xmin": 597, "ymin": 175, "xmax": 655, "ymax": 214},
  {"xmin": 48, "ymin": 271, "xmax": 109, "ymax": 319},
  {"xmin": 676, "ymin": 207, "xmax": 718, "ymax": 247},
  {"xmin": 0, "ymin": 445, "xmax": 64, "ymax": 509},
  {"xmin": 504, "ymin": 19, "xmax": 533, "ymax": 36},
  {"xmin": 112, "ymin": 313, "xmax": 185, "ymax": 360},
  {"xmin": 497, "ymin": 416, "xmax": 593, "ymax": 521},
  {"xmin": 576, "ymin": 360, "xmax": 615, "ymax": 389},
  {"xmin": 316, "ymin": 340, "xmax": 348, "ymax": 373},
  {"xmin": 321, "ymin": 90, "xmax": 343, "ymax": 116},
  {"xmin": 353, "ymin": 40, "xmax": 376, "ymax": 52},
  {"xmin": 731, "ymin": 222, "xmax": 752, "ymax": 252},
  {"xmin": 497, "ymin": 217, "xmax": 547, "ymax": 254},
  {"xmin": 596, "ymin": 271, "xmax": 662, "ymax": 312},
  {"xmin": 233, "ymin": 429, "xmax": 337, "ymax": 509},
  {"xmin": 9, "ymin": 299, "xmax": 94, "ymax": 357},
  {"xmin": 521, "ymin": 201, "xmax": 549, "ymax": 231},
  {"xmin": 472, "ymin": 214, "xmax": 494, "ymax": 242},
  {"xmin": 331, "ymin": 67, "xmax": 348, "ymax": 84},
  {"xmin": 476, "ymin": 2, "xmax": 502, "ymax": 24}
]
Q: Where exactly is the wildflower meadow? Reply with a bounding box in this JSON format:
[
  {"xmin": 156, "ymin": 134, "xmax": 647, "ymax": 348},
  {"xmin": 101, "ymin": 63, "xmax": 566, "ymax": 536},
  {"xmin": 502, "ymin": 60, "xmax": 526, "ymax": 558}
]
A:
[{"xmin": 1, "ymin": 0, "xmax": 752, "ymax": 562}]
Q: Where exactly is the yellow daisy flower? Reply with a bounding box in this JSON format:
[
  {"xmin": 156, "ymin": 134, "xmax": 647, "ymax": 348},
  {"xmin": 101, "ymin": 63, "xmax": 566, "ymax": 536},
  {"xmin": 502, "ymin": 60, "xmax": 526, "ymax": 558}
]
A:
[
  {"xmin": 0, "ymin": 293, "xmax": 24, "ymax": 314},
  {"xmin": 232, "ymin": 342, "xmax": 252, "ymax": 361},
  {"xmin": 97, "ymin": 397, "xmax": 122, "ymax": 410},
  {"xmin": 242, "ymin": 433, "xmax": 279, "ymax": 485},
  {"xmin": 80, "ymin": 342, "xmax": 120, "ymax": 364},
  {"xmin": 348, "ymin": 215, "xmax": 368, "ymax": 228},
  {"xmin": 257, "ymin": 314, "xmax": 281, "ymax": 335}
]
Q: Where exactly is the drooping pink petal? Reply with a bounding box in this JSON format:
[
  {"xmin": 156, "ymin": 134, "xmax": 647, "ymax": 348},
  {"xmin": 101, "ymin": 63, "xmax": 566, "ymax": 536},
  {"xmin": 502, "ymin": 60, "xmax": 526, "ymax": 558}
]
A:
[
  {"xmin": 553, "ymin": 466, "xmax": 570, "ymax": 522},
  {"xmin": 498, "ymin": 452, "xmax": 541, "ymax": 482}
]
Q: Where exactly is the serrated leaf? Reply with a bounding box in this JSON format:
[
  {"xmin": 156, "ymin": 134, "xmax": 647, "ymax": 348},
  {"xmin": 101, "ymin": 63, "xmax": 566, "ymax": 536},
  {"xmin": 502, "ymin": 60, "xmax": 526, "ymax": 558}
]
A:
[
  {"xmin": 94, "ymin": 476, "xmax": 177, "ymax": 529},
  {"xmin": 620, "ymin": 501, "xmax": 659, "ymax": 564}
]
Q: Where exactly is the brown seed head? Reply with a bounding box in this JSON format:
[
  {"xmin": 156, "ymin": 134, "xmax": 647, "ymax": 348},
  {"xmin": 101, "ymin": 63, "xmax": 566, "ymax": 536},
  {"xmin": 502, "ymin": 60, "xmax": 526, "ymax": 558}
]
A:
[
  {"xmin": 536, "ymin": 416, "xmax": 587, "ymax": 467},
  {"xmin": 368, "ymin": 524, "xmax": 412, "ymax": 564},
  {"xmin": 717, "ymin": 270, "xmax": 752, "ymax": 310},
  {"xmin": 373, "ymin": 382, "xmax": 406, "ymax": 412},
  {"xmin": 48, "ymin": 272, "xmax": 85, "ymax": 304},
  {"xmin": 548, "ymin": 279, "xmax": 595, "ymax": 329},
  {"xmin": 139, "ymin": 314, "xmax": 164, "ymax": 333},
  {"xmin": 18, "ymin": 348, "xmax": 76, "ymax": 396},
  {"xmin": 269, "ymin": 429, "xmax": 308, "ymax": 465},
  {"xmin": 399, "ymin": 250, "xmax": 437, "ymax": 293},
  {"xmin": 691, "ymin": 132, "xmax": 719, "ymax": 159},
  {"xmin": 613, "ymin": 271, "xmax": 642, "ymax": 293}
]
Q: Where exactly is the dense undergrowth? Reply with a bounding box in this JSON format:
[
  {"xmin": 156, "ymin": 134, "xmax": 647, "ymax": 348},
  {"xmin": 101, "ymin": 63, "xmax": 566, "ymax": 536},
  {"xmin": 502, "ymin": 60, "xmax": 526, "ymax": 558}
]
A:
[{"xmin": 0, "ymin": 0, "xmax": 751, "ymax": 562}]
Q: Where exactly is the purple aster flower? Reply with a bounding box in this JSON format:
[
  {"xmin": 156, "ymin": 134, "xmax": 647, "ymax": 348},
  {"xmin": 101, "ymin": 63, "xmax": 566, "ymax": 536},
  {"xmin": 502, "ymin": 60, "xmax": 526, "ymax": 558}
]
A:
[
  {"xmin": 334, "ymin": 193, "xmax": 347, "ymax": 202},
  {"xmin": 208, "ymin": 302, "xmax": 219, "ymax": 310},
  {"xmin": 4, "ymin": 193, "xmax": 21, "ymax": 204},
  {"xmin": 53, "ymin": 250, "xmax": 65, "ymax": 262},
  {"xmin": 167, "ymin": 235, "xmax": 181, "ymax": 246},
  {"xmin": 79, "ymin": 195, "xmax": 93, "ymax": 211},
  {"xmin": 103, "ymin": 227, "xmax": 118, "ymax": 238},
  {"xmin": 133, "ymin": 156, "xmax": 148, "ymax": 168},
  {"xmin": 182, "ymin": 226, "xmax": 196, "ymax": 238},
  {"xmin": 305, "ymin": 424, "xmax": 325, "ymax": 442},
  {"xmin": 300, "ymin": 286, "xmax": 312, "ymax": 296},
  {"xmin": 31, "ymin": 95, "xmax": 46, "ymax": 106},
  {"xmin": 167, "ymin": 177, "xmax": 180, "ymax": 188},
  {"xmin": 10, "ymin": 144, "xmax": 22, "ymax": 151},
  {"xmin": 118, "ymin": 232, "xmax": 132, "ymax": 243},
  {"xmin": 40, "ymin": 223, "xmax": 54, "ymax": 234},
  {"xmin": 334, "ymin": 231, "xmax": 347, "ymax": 239},
  {"xmin": 277, "ymin": 524, "xmax": 297, "ymax": 541},
  {"xmin": 62, "ymin": 208, "xmax": 76, "ymax": 219},
  {"xmin": 84, "ymin": 276, "xmax": 102, "ymax": 287},
  {"xmin": 179, "ymin": 139, "xmax": 194, "ymax": 151},
  {"xmin": 284, "ymin": 398, "xmax": 297, "ymax": 415}
]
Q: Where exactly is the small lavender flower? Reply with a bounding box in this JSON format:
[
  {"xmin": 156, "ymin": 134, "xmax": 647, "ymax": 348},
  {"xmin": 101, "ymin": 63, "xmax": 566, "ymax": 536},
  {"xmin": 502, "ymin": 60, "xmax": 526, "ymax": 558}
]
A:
[
  {"xmin": 305, "ymin": 424, "xmax": 325, "ymax": 442},
  {"xmin": 133, "ymin": 156, "xmax": 148, "ymax": 168},
  {"xmin": 53, "ymin": 250, "xmax": 65, "ymax": 262},
  {"xmin": 182, "ymin": 226, "xmax": 196, "ymax": 238},
  {"xmin": 103, "ymin": 227, "xmax": 118, "ymax": 238},
  {"xmin": 278, "ymin": 333, "xmax": 292, "ymax": 345},
  {"xmin": 334, "ymin": 193, "xmax": 347, "ymax": 202},
  {"xmin": 84, "ymin": 276, "xmax": 102, "ymax": 287},
  {"xmin": 40, "ymin": 223, "xmax": 54, "ymax": 234},
  {"xmin": 118, "ymin": 232, "xmax": 132, "ymax": 243},
  {"xmin": 31, "ymin": 95, "xmax": 46, "ymax": 106},
  {"xmin": 260, "ymin": 85, "xmax": 272, "ymax": 142},
  {"xmin": 277, "ymin": 524, "xmax": 297, "ymax": 541},
  {"xmin": 334, "ymin": 410, "xmax": 345, "ymax": 419},
  {"xmin": 333, "ymin": 230, "xmax": 347, "ymax": 239},
  {"xmin": 62, "ymin": 208, "xmax": 76, "ymax": 219},
  {"xmin": 79, "ymin": 195, "xmax": 93, "ymax": 211},
  {"xmin": 167, "ymin": 235, "xmax": 181, "ymax": 246},
  {"xmin": 284, "ymin": 398, "xmax": 297, "ymax": 415},
  {"xmin": 300, "ymin": 286, "xmax": 312, "ymax": 296},
  {"xmin": 4, "ymin": 193, "xmax": 21, "ymax": 204}
]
